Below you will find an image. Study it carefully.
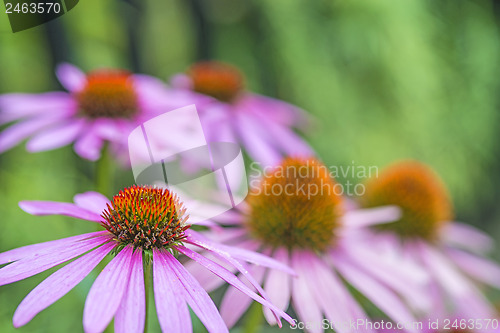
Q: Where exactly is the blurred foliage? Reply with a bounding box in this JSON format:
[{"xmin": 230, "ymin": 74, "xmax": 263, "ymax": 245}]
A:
[{"xmin": 1, "ymin": 0, "xmax": 500, "ymax": 332}]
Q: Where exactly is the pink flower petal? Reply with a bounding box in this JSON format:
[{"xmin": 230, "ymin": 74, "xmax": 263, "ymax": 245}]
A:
[
  {"xmin": 0, "ymin": 116, "xmax": 65, "ymax": 154},
  {"xmin": 56, "ymin": 63, "xmax": 86, "ymax": 92},
  {"xmin": 447, "ymin": 248, "xmax": 500, "ymax": 289},
  {"xmin": 333, "ymin": 256, "xmax": 418, "ymax": 332},
  {"xmin": 13, "ymin": 242, "xmax": 116, "ymax": 327},
  {"xmin": 186, "ymin": 230, "xmax": 294, "ymax": 274},
  {"xmin": 160, "ymin": 250, "xmax": 229, "ymax": 333},
  {"xmin": 83, "ymin": 246, "xmax": 134, "ymax": 333},
  {"xmin": 291, "ymin": 250, "xmax": 323, "ymax": 333},
  {"xmin": 296, "ymin": 251, "xmax": 353, "ymax": 333},
  {"xmin": 0, "ymin": 234, "xmax": 110, "ymax": 286},
  {"xmin": 341, "ymin": 243, "xmax": 431, "ymax": 312},
  {"xmin": 263, "ymin": 248, "xmax": 291, "ymax": 325},
  {"xmin": 114, "ymin": 250, "xmax": 145, "ymax": 333},
  {"xmin": 73, "ymin": 192, "xmax": 110, "ymax": 216},
  {"xmin": 233, "ymin": 111, "xmax": 281, "ymax": 167},
  {"xmin": 26, "ymin": 119, "xmax": 86, "ymax": 152},
  {"xmin": 0, "ymin": 92, "xmax": 74, "ymax": 125},
  {"xmin": 153, "ymin": 249, "xmax": 192, "ymax": 333},
  {"xmin": 219, "ymin": 265, "xmax": 266, "ymax": 328},
  {"xmin": 440, "ymin": 222, "xmax": 494, "ymax": 254},
  {"xmin": 0, "ymin": 231, "xmax": 106, "ymax": 265},
  {"xmin": 177, "ymin": 245, "xmax": 291, "ymax": 325},
  {"xmin": 19, "ymin": 200, "xmax": 103, "ymax": 222},
  {"xmin": 74, "ymin": 128, "xmax": 104, "ymax": 161},
  {"xmin": 342, "ymin": 206, "xmax": 401, "ymax": 229}
]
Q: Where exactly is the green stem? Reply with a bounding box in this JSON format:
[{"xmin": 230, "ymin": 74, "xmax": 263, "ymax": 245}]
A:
[
  {"xmin": 243, "ymin": 302, "xmax": 263, "ymax": 333},
  {"xmin": 95, "ymin": 144, "xmax": 113, "ymax": 197},
  {"xmin": 143, "ymin": 253, "xmax": 153, "ymax": 333}
]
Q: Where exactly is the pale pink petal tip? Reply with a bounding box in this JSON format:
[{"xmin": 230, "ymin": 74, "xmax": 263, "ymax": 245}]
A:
[
  {"xmin": 18, "ymin": 201, "xmax": 102, "ymax": 222},
  {"xmin": 56, "ymin": 63, "xmax": 86, "ymax": 92}
]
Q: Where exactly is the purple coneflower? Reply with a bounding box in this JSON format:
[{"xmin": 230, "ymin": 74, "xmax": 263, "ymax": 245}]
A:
[
  {"xmin": 187, "ymin": 157, "xmax": 426, "ymax": 333},
  {"xmin": 360, "ymin": 160, "xmax": 500, "ymax": 326},
  {"xmin": 0, "ymin": 63, "xmax": 180, "ymax": 161},
  {"xmin": 0, "ymin": 185, "xmax": 294, "ymax": 333},
  {"xmin": 169, "ymin": 61, "xmax": 314, "ymax": 167}
]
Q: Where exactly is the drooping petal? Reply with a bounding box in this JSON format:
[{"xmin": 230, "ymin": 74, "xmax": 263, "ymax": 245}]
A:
[
  {"xmin": 342, "ymin": 206, "xmax": 401, "ymax": 229},
  {"xmin": 83, "ymin": 246, "xmax": 134, "ymax": 333},
  {"xmin": 296, "ymin": 251, "xmax": 352, "ymax": 333},
  {"xmin": 19, "ymin": 200, "xmax": 103, "ymax": 222},
  {"xmin": 26, "ymin": 120, "xmax": 86, "ymax": 152},
  {"xmin": 0, "ymin": 92, "xmax": 74, "ymax": 125},
  {"xmin": 440, "ymin": 222, "xmax": 494, "ymax": 254},
  {"xmin": 13, "ymin": 242, "xmax": 116, "ymax": 327},
  {"xmin": 291, "ymin": 250, "xmax": 323, "ymax": 333},
  {"xmin": 219, "ymin": 265, "xmax": 266, "ymax": 328},
  {"xmin": 176, "ymin": 245, "xmax": 291, "ymax": 323},
  {"xmin": 0, "ymin": 116, "xmax": 65, "ymax": 154},
  {"xmin": 447, "ymin": 248, "xmax": 500, "ymax": 289},
  {"xmin": 74, "ymin": 128, "xmax": 105, "ymax": 161},
  {"xmin": 115, "ymin": 250, "xmax": 145, "ymax": 333},
  {"xmin": 233, "ymin": 111, "xmax": 281, "ymax": 167},
  {"xmin": 263, "ymin": 248, "xmax": 291, "ymax": 325},
  {"xmin": 160, "ymin": 250, "xmax": 229, "ymax": 333},
  {"xmin": 186, "ymin": 231, "xmax": 294, "ymax": 274},
  {"xmin": 340, "ymin": 243, "xmax": 431, "ymax": 312},
  {"xmin": 0, "ymin": 231, "xmax": 106, "ymax": 265},
  {"xmin": 333, "ymin": 255, "xmax": 418, "ymax": 333},
  {"xmin": 73, "ymin": 192, "xmax": 110, "ymax": 215},
  {"xmin": 152, "ymin": 249, "xmax": 192, "ymax": 333},
  {"xmin": 0, "ymin": 234, "xmax": 110, "ymax": 286}
]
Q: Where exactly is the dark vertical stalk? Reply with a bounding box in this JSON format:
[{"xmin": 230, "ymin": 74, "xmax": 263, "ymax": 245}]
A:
[
  {"xmin": 42, "ymin": 18, "xmax": 72, "ymax": 88},
  {"xmin": 187, "ymin": 0, "xmax": 212, "ymax": 60},
  {"xmin": 120, "ymin": 0, "xmax": 142, "ymax": 72}
]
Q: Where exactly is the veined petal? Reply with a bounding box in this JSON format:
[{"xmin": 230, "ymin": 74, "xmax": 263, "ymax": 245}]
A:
[
  {"xmin": 115, "ymin": 250, "xmax": 145, "ymax": 333},
  {"xmin": 0, "ymin": 231, "xmax": 106, "ymax": 265},
  {"xmin": 263, "ymin": 248, "xmax": 291, "ymax": 325},
  {"xmin": 176, "ymin": 245, "xmax": 292, "ymax": 323},
  {"xmin": 13, "ymin": 242, "xmax": 116, "ymax": 327},
  {"xmin": 152, "ymin": 249, "xmax": 192, "ymax": 333},
  {"xmin": 219, "ymin": 265, "xmax": 266, "ymax": 328},
  {"xmin": 73, "ymin": 192, "xmax": 110, "ymax": 216},
  {"xmin": 19, "ymin": 200, "xmax": 103, "ymax": 222},
  {"xmin": 160, "ymin": 250, "xmax": 228, "ymax": 333},
  {"xmin": 0, "ymin": 234, "xmax": 110, "ymax": 286},
  {"xmin": 186, "ymin": 230, "xmax": 294, "ymax": 274},
  {"xmin": 83, "ymin": 246, "xmax": 134, "ymax": 333},
  {"xmin": 291, "ymin": 250, "xmax": 323, "ymax": 333}
]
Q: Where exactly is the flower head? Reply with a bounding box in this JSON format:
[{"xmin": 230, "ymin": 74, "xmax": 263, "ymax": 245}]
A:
[
  {"xmin": 360, "ymin": 160, "xmax": 500, "ymax": 324},
  {"xmin": 0, "ymin": 63, "xmax": 181, "ymax": 161},
  {"xmin": 169, "ymin": 61, "xmax": 314, "ymax": 167},
  {"xmin": 0, "ymin": 186, "xmax": 294, "ymax": 333},
  {"xmin": 188, "ymin": 157, "xmax": 425, "ymax": 332},
  {"xmin": 361, "ymin": 161, "xmax": 453, "ymax": 241}
]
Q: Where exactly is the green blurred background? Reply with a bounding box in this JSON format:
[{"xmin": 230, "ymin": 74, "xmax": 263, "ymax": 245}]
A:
[{"xmin": 1, "ymin": 0, "xmax": 500, "ymax": 332}]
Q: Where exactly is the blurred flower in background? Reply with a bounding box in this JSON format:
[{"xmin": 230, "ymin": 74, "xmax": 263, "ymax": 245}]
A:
[
  {"xmin": 189, "ymin": 157, "xmax": 427, "ymax": 333},
  {"xmin": 0, "ymin": 63, "xmax": 180, "ymax": 161},
  {"xmin": 360, "ymin": 161, "xmax": 500, "ymax": 329},
  {"xmin": 0, "ymin": 186, "xmax": 294, "ymax": 333},
  {"xmin": 169, "ymin": 61, "xmax": 314, "ymax": 166}
]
